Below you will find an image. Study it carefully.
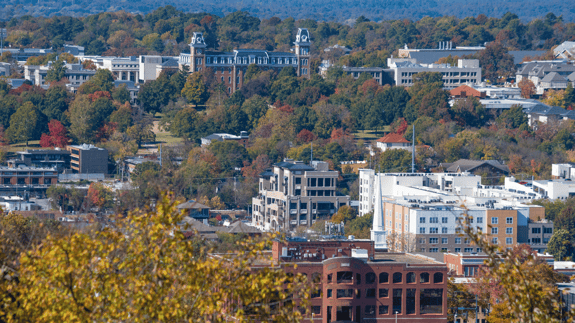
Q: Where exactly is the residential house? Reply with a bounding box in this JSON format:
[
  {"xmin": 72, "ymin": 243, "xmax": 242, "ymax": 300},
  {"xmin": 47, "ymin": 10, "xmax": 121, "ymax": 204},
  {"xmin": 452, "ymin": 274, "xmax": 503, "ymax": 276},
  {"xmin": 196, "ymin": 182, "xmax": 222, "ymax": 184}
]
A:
[{"xmin": 375, "ymin": 133, "xmax": 412, "ymax": 153}]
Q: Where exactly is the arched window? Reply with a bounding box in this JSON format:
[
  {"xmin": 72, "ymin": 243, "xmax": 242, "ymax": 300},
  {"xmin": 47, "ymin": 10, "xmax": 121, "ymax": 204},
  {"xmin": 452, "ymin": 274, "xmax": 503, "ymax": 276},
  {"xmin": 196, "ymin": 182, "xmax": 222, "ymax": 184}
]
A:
[
  {"xmin": 366, "ymin": 273, "xmax": 376, "ymax": 284},
  {"xmin": 312, "ymin": 272, "xmax": 322, "ymax": 284},
  {"xmin": 393, "ymin": 272, "xmax": 402, "ymax": 283},
  {"xmin": 434, "ymin": 273, "xmax": 444, "ymax": 284},
  {"xmin": 379, "ymin": 273, "xmax": 389, "ymax": 283},
  {"xmin": 420, "ymin": 273, "xmax": 430, "ymax": 283},
  {"xmin": 406, "ymin": 272, "xmax": 416, "ymax": 284}
]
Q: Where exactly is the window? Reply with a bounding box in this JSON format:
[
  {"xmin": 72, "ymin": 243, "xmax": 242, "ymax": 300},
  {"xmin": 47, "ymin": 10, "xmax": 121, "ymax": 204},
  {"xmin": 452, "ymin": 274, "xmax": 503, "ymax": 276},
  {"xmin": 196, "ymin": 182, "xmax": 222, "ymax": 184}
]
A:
[
  {"xmin": 442, "ymin": 217, "xmax": 448, "ymax": 224},
  {"xmin": 336, "ymin": 289, "xmax": 353, "ymax": 298},
  {"xmin": 379, "ymin": 305, "xmax": 389, "ymax": 315},
  {"xmin": 506, "ymin": 237, "xmax": 513, "ymax": 245},
  {"xmin": 429, "ymin": 238, "xmax": 438, "ymax": 244},
  {"xmin": 430, "ymin": 228, "xmax": 438, "ymax": 234},
  {"xmin": 419, "ymin": 238, "xmax": 425, "ymax": 244},
  {"xmin": 430, "ymin": 248, "xmax": 438, "ymax": 252},
  {"xmin": 492, "ymin": 237, "xmax": 498, "ymax": 244},
  {"xmin": 312, "ymin": 306, "xmax": 321, "ymax": 315},
  {"xmin": 295, "ymin": 177, "xmax": 301, "ymax": 184},
  {"xmin": 356, "ymin": 289, "xmax": 361, "ymax": 298},
  {"xmin": 454, "ymin": 248, "xmax": 461, "ymax": 252},
  {"xmin": 491, "ymin": 217, "xmax": 498, "ymax": 224},
  {"xmin": 366, "ymin": 288, "xmax": 376, "ymax": 298},
  {"xmin": 506, "ymin": 227, "xmax": 513, "ymax": 234},
  {"xmin": 506, "ymin": 217, "xmax": 513, "ymax": 224},
  {"xmin": 407, "ymin": 289, "xmax": 416, "ymax": 314},
  {"xmin": 477, "ymin": 217, "xmax": 483, "ymax": 224},
  {"xmin": 365, "ymin": 305, "xmax": 376, "ymax": 316},
  {"xmin": 420, "ymin": 289, "xmax": 443, "ymax": 314},
  {"xmin": 455, "ymin": 238, "xmax": 461, "ymax": 244},
  {"xmin": 464, "ymin": 238, "xmax": 470, "ymax": 244},
  {"xmin": 393, "ymin": 289, "xmax": 402, "ymax": 314},
  {"xmin": 327, "ymin": 274, "xmax": 332, "ymax": 283},
  {"xmin": 464, "ymin": 266, "xmax": 476, "ymax": 277},
  {"xmin": 366, "ymin": 273, "xmax": 376, "ymax": 284},
  {"xmin": 464, "ymin": 248, "xmax": 473, "ymax": 252},
  {"xmin": 420, "ymin": 273, "xmax": 430, "ymax": 283},
  {"xmin": 406, "ymin": 272, "xmax": 416, "ymax": 283},
  {"xmin": 544, "ymin": 227, "xmax": 553, "ymax": 234},
  {"xmin": 420, "ymin": 217, "xmax": 426, "ymax": 223},
  {"xmin": 532, "ymin": 238, "xmax": 541, "ymax": 244},
  {"xmin": 442, "ymin": 227, "xmax": 448, "ymax": 234},
  {"xmin": 532, "ymin": 227, "xmax": 541, "ymax": 234},
  {"xmin": 433, "ymin": 273, "xmax": 443, "ymax": 284},
  {"xmin": 491, "ymin": 227, "xmax": 498, "ymax": 234},
  {"xmin": 476, "ymin": 248, "xmax": 482, "ymax": 252},
  {"xmin": 420, "ymin": 228, "xmax": 426, "ymax": 234},
  {"xmin": 393, "ymin": 273, "xmax": 402, "ymax": 283},
  {"xmin": 379, "ymin": 273, "xmax": 389, "ymax": 283},
  {"xmin": 379, "ymin": 288, "xmax": 389, "ymax": 298},
  {"xmin": 337, "ymin": 271, "xmax": 353, "ymax": 284},
  {"xmin": 442, "ymin": 238, "xmax": 448, "ymax": 244},
  {"xmin": 327, "ymin": 289, "xmax": 332, "ymax": 298},
  {"xmin": 430, "ymin": 217, "xmax": 438, "ymax": 223}
]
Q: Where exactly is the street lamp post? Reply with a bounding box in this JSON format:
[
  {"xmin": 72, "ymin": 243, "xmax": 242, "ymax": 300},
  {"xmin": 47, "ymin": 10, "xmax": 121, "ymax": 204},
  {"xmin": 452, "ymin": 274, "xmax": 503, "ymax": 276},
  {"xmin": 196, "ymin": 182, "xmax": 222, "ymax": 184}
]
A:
[{"xmin": 395, "ymin": 310, "xmax": 398, "ymax": 323}]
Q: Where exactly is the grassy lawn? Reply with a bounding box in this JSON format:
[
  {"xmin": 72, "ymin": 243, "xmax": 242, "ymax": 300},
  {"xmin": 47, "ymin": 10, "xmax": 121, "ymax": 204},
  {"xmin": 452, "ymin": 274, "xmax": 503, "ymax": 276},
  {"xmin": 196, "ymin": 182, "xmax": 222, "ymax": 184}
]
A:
[
  {"xmin": 154, "ymin": 130, "xmax": 184, "ymax": 145},
  {"xmin": 6, "ymin": 140, "xmax": 42, "ymax": 152}
]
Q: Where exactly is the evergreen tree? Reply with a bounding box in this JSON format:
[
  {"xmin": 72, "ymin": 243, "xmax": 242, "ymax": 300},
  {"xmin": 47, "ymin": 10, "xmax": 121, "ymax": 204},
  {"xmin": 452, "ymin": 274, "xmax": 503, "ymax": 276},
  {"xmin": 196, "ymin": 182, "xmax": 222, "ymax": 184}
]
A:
[{"xmin": 6, "ymin": 102, "xmax": 40, "ymax": 146}]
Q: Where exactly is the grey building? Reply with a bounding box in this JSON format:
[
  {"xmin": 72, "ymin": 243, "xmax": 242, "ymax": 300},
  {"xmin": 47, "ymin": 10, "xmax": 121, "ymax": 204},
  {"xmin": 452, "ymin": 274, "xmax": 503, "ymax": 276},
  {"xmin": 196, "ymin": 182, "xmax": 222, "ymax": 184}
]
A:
[
  {"xmin": 252, "ymin": 159, "xmax": 350, "ymax": 232},
  {"xmin": 527, "ymin": 220, "xmax": 553, "ymax": 253},
  {"xmin": 66, "ymin": 144, "xmax": 108, "ymax": 174},
  {"xmin": 7, "ymin": 149, "xmax": 71, "ymax": 173}
]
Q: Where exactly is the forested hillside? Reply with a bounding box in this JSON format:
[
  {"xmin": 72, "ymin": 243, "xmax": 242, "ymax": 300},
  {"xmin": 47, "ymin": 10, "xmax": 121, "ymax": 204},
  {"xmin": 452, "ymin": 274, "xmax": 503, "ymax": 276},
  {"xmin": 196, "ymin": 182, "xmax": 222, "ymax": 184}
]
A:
[{"xmin": 1, "ymin": 0, "xmax": 575, "ymax": 23}]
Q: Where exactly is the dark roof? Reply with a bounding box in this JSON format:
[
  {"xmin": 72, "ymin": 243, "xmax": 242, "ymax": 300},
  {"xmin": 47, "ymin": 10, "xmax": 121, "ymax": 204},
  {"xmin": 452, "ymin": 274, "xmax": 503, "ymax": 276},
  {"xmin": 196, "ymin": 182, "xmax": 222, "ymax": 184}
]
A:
[
  {"xmin": 541, "ymin": 72, "xmax": 568, "ymax": 83},
  {"xmin": 274, "ymin": 161, "xmax": 315, "ymax": 171},
  {"xmin": 440, "ymin": 159, "xmax": 509, "ymax": 173},
  {"xmin": 259, "ymin": 169, "xmax": 275, "ymax": 178},
  {"xmin": 19, "ymin": 149, "xmax": 70, "ymax": 155},
  {"xmin": 160, "ymin": 58, "xmax": 179, "ymax": 67}
]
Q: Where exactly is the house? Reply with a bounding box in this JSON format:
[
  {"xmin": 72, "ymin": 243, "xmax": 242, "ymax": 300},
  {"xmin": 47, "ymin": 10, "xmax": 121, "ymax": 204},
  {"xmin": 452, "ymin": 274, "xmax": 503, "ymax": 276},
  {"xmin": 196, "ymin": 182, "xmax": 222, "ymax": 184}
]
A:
[
  {"xmin": 200, "ymin": 131, "xmax": 249, "ymax": 147},
  {"xmin": 375, "ymin": 133, "xmax": 412, "ymax": 152},
  {"xmin": 438, "ymin": 159, "xmax": 509, "ymax": 184},
  {"xmin": 515, "ymin": 60, "xmax": 575, "ymax": 94},
  {"xmin": 522, "ymin": 104, "xmax": 568, "ymax": 127},
  {"xmin": 177, "ymin": 200, "xmax": 210, "ymax": 224},
  {"xmin": 554, "ymin": 41, "xmax": 575, "ymax": 59}
]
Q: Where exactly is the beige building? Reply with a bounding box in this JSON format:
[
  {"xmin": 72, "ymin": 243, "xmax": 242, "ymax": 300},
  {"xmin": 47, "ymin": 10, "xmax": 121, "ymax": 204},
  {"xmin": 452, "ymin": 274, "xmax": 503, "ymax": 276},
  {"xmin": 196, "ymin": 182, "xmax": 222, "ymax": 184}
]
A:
[{"xmin": 252, "ymin": 159, "xmax": 350, "ymax": 232}]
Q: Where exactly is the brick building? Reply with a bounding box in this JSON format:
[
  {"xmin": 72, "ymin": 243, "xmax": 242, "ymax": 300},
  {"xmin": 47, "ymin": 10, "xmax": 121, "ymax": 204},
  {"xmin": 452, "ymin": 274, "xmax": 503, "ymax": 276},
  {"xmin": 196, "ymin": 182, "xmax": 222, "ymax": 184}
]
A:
[
  {"xmin": 262, "ymin": 239, "xmax": 448, "ymax": 322},
  {"xmin": 179, "ymin": 28, "xmax": 312, "ymax": 94},
  {"xmin": 0, "ymin": 166, "xmax": 58, "ymax": 186}
]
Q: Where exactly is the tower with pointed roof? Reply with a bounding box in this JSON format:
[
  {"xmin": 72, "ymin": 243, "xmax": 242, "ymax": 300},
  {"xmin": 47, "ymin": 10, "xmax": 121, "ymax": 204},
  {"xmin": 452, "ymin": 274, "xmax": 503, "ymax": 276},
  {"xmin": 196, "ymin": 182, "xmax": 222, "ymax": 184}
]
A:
[
  {"xmin": 189, "ymin": 32, "xmax": 206, "ymax": 72},
  {"xmin": 371, "ymin": 174, "xmax": 388, "ymax": 249},
  {"xmin": 294, "ymin": 28, "xmax": 311, "ymax": 79}
]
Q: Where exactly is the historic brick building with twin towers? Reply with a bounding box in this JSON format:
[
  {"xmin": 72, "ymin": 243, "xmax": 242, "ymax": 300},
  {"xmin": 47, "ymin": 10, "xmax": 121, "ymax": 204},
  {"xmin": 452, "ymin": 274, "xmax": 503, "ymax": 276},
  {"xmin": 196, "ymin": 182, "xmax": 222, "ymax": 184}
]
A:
[{"xmin": 178, "ymin": 28, "xmax": 312, "ymax": 94}]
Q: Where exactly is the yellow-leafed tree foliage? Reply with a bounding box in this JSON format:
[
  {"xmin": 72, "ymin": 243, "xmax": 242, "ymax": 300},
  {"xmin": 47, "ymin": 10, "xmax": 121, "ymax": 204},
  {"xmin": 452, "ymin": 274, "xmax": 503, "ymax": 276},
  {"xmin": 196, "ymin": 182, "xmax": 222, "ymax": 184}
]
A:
[{"xmin": 0, "ymin": 194, "xmax": 312, "ymax": 322}]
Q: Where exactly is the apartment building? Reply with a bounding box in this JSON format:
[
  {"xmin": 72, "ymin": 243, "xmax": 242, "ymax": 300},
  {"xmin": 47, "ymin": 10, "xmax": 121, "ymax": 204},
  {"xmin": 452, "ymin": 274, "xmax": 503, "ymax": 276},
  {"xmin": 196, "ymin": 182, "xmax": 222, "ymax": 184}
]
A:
[
  {"xmin": 258, "ymin": 239, "xmax": 448, "ymax": 323},
  {"xmin": 66, "ymin": 144, "xmax": 108, "ymax": 174},
  {"xmin": 251, "ymin": 159, "xmax": 350, "ymax": 232},
  {"xmin": 179, "ymin": 28, "xmax": 311, "ymax": 94}
]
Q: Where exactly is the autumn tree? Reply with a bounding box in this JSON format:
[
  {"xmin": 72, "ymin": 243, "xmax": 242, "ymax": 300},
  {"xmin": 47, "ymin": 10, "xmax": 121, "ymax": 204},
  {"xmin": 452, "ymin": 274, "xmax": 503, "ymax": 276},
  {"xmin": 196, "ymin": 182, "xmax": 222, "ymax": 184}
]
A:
[
  {"xmin": 6, "ymin": 102, "xmax": 41, "ymax": 146},
  {"xmin": 518, "ymin": 78, "xmax": 536, "ymax": 99},
  {"xmin": 39, "ymin": 119, "xmax": 69, "ymax": 148},
  {"xmin": 1, "ymin": 194, "xmax": 311, "ymax": 322},
  {"xmin": 181, "ymin": 73, "xmax": 208, "ymax": 105}
]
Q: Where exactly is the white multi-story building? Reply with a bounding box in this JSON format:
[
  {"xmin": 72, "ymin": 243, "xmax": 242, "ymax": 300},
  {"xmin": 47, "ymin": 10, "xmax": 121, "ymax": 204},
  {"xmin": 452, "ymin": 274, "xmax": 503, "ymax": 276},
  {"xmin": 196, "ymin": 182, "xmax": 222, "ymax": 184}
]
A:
[
  {"xmin": 388, "ymin": 58, "xmax": 482, "ymax": 89},
  {"xmin": 252, "ymin": 159, "xmax": 350, "ymax": 232},
  {"xmin": 24, "ymin": 62, "xmax": 96, "ymax": 87},
  {"xmin": 361, "ymin": 170, "xmax": 548, "ymax": 252},
  {"xmin": 100, "ymin": 56, "xmax": 141, "ymax": 83}
]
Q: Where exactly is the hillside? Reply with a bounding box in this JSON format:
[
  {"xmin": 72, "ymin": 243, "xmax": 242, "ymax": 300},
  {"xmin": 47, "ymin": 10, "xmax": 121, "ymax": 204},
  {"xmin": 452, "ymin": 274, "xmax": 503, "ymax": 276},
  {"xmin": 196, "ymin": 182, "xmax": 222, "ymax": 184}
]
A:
[{"xmin": 1, "ymin": 0, "xmax": 575, "ymax": 22}]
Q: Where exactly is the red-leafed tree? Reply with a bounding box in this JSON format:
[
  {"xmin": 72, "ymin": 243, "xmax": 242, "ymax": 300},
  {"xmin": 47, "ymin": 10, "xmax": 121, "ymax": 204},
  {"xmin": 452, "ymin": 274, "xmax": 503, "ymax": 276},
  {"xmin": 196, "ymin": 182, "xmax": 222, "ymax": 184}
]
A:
[
  {"xmin": 392, "ymin": 118, "xmax": 408, "ymax": 135},
  {"xmin": 39, "ymin": 120, "xmax": 69, "ymax": 148},
  {"xmin": 88, "ymin": 91, "xmax": 112, "ymax": 102},
  {"xmin": 296, "ymin": 129, "xmax": 316, "ymax": 143}
]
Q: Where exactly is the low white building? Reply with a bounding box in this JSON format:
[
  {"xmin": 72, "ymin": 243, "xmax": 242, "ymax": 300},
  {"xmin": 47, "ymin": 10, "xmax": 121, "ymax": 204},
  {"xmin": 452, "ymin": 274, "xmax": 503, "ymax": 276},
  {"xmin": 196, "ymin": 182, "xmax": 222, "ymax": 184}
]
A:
[{"xmin": 374, "ymin": 133, "xmax": 412, "ymax": 152}]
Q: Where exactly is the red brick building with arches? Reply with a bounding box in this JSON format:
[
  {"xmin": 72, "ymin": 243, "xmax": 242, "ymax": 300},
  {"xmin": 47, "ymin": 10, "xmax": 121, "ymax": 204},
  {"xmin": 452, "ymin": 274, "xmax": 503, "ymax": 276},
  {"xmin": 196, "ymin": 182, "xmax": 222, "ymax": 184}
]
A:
[{"xmin": 267, "ymin": 239, "xmax": 448, "ymax": 322}]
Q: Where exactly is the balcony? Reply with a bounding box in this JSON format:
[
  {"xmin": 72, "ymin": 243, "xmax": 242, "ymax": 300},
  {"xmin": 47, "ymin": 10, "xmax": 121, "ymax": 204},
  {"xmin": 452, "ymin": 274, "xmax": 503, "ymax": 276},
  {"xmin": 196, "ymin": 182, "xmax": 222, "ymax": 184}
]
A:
[
  {"xmin": 300, "ymin": 220, "xmax": 307, "ymax": 225},
  {"xmin": 290, "ymin": 220, "xmax": 297, "ymax": 225}
]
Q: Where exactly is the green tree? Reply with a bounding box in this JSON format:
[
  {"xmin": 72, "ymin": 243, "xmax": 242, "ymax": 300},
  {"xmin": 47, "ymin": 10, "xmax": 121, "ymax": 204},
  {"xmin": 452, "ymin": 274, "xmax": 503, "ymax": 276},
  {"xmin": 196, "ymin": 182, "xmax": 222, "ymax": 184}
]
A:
[
  {"xmin": 79, "ymin": 69, "xmax": 114, "ymax": 94},
  {"xmin": 242, "ymin": 95, "xmax": 269, "ymax": 130},
  {"xmin": 379, "ymin": 149, "xmax": 414, "ymax": 172},
  {"xmin": 45, "ymin": 60, "xmax": 67, "ymax": 83},
  {"xmin": 110, "ymin": 102, "xmax": 133, "ymax": 132},
  {"xmin": 181, "ymin": 73, "xmax": 208, "ymax": 106},
  {"xmin": 6, "ymin": 102, "xmax": 40, "ymax": 146},
  {"xmin": 43, "ymin": 85, "xmax": 69, "ymax": 124},
  {"xmin": 546, "ymin": 229, "xmax": 575, "ymax": 261},
  {"xmin": 139, "ymin": 72, "xmax": 174, "ymax": 114},
  {"xmin": 497, "ymin": 105, "xmax": 528, "ymax": 129},
  {"xmin": 244, "ymin": 64, "xmax": 261, "ymax": 82},
  {"xmin": 170, "ymin": 107, "xmax": 200, "ymax": 140},
  {"xmin": 112, "ymin": 84, "xmax": 131, "ymax": 104},
  {"xmin": 331, "ymin": 205, "xmax": 357, "ymax": 223}
]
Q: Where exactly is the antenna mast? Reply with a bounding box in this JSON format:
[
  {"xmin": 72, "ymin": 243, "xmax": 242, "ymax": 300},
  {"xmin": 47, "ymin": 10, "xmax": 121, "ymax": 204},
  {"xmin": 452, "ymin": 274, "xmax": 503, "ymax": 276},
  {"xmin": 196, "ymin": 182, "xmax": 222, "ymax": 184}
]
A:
[{"xmin": 411, "ymin": 124, "xmax": 415, "ymax": 173}]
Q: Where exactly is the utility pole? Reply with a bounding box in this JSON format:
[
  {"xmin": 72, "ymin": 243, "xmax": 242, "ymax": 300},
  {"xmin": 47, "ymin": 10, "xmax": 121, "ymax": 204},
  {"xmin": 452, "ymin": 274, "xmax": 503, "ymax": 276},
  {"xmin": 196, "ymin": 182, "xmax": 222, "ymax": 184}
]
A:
[{"xmin": 411, "ymin": 124, "xmax": 415, "ymax": 173}]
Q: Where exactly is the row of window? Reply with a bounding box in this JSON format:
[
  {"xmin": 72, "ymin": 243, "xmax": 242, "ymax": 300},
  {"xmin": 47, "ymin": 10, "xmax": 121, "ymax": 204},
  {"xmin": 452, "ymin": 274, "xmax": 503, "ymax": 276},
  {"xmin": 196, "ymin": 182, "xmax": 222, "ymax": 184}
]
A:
[
  {"xmin": 327, "ymin": 272, "xmax": 443, "ymax": 285},
  {"xmin": 421, "ymin": 247, "xmax": 482, "ymax": 253},
  {"xmin": 206, "ymin": 56, "xmax": 301, "ymax": 65}
]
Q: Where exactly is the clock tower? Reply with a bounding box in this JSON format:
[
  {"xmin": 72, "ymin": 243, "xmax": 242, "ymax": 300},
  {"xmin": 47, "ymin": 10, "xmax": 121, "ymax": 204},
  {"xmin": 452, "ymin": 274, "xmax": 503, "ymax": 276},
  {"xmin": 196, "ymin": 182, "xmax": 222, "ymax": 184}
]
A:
[
  {"xmin": 294, "ymin": 28, "xmax": 311, "ymax": 79},
  {"xmin": 189, "ymin": 32, "xmax": 207, "ymax": 72}
]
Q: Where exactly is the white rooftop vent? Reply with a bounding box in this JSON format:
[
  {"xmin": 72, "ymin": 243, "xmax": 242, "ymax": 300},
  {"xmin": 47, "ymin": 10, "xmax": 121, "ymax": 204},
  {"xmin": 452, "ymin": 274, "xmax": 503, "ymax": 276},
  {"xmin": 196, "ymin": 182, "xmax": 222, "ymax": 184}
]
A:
[{"xmin": 352, "ymin": 249, "xmax": 369, "ymax": 259}]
